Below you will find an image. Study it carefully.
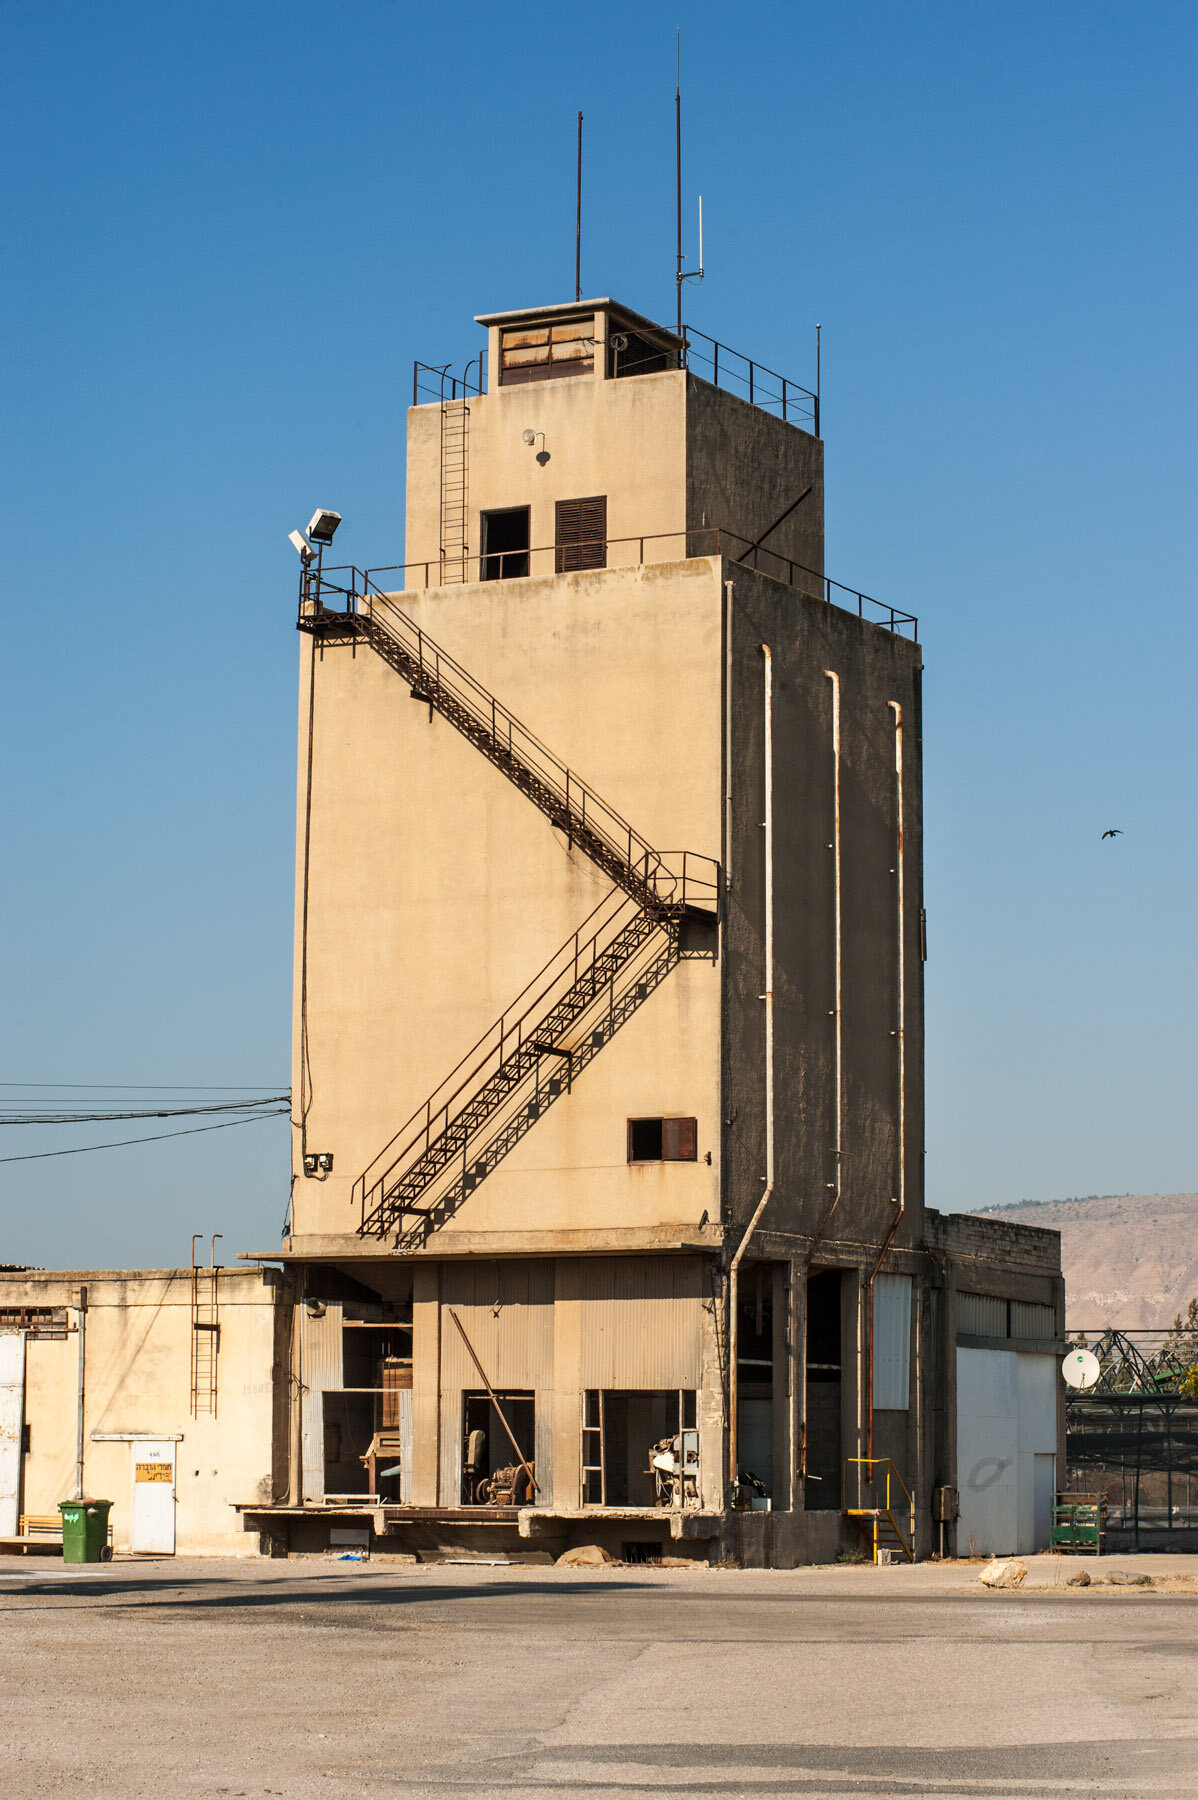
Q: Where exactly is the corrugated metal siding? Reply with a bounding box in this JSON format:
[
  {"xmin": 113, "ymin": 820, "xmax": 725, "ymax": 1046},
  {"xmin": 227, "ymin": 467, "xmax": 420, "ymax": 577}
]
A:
[
  {"xmin": 439, "ymin": 1261, "xmax": 554, "ymax": 1390},
  {"xmin": 299, "ymin": 1303, "xmax": 342, "ymax": 1503},
  {"xmin": 1011, "ymin": 1300, "xmax": 1056, "ymax": 1341},
  {"xmin": 438, "ymin": 1262, "xmax": 554, "ymax": 1507},
  {"xmin": 579, "ymin": 1256, "xmax": 702, "ymax": 1388},
  {"xmin": 958, "ymin": 1292, "xmax": 1008, "ymax": 1339},
  {"xmin": 872, "ymin": 1274, "xmax": 912, "ymax": 1410},
  {"xmin": 397, "ymin": 1388, "xmax": 413, "ymax": 1503}
]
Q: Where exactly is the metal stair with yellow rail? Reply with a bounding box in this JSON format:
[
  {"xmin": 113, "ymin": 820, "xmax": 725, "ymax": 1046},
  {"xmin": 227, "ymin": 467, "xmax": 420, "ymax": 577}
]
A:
[{"xmin": 843, "ymin": 1457, "xmax": 915, "ymax": 1562}]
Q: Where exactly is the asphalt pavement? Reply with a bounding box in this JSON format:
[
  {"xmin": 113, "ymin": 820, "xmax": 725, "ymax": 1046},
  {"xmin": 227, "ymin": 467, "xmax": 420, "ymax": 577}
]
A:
[{"xmin": 1, "ymin": 1553, "xmax": 1194, "ymax": 1798}]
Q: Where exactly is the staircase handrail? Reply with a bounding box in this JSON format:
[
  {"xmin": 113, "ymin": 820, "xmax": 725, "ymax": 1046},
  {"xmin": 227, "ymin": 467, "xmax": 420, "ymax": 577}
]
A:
[
  {"xmin": 360, "ymin": 586, "xmax": 679, "ymax": 906},
  {"xmin": 353, "ymin": 852, "xmax": 718, "ymax": 1230}
]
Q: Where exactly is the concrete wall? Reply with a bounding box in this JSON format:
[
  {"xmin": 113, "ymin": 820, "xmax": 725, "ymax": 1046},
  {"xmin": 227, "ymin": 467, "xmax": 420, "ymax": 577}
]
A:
[
  {"xmin": 685, "ymin": 378, "xmax": 824, "ymax": 577},
  {"xmin": 722, "ymin": 566, "xmax": 925, "ymax": 1258},
  {"xmin": 291, "ymin": 557, "xmax": 724, "ymax": 1247},
  {"xmin": 2, "ymin": 1269, "xmax": 281, "ymax": 1555}
]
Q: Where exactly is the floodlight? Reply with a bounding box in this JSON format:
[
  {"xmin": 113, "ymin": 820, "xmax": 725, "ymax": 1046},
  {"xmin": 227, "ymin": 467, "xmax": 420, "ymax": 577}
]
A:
[
  {"xmin": 289, "ymin": 530, "xmax": 315, "ymax": 561},
  {"xmin": 306, "ymin": 509, "xmax": 342, "ymax": 545}
]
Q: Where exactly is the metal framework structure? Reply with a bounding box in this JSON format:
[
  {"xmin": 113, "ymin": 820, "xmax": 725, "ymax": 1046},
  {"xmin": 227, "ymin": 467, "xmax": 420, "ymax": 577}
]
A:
[{"xmin": 1065, "ymin": 1328, "xmax": 1198, "ymax": 1546}]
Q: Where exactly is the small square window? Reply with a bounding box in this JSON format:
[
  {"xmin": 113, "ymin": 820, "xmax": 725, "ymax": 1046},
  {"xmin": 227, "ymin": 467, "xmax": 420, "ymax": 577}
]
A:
[{"xmin": 627, "ymin": 1117, "xmax": 697, "ymax": 1163}]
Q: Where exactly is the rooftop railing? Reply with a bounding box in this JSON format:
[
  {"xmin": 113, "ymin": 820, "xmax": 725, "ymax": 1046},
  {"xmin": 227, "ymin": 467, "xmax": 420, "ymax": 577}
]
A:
[
  {"xmin": 681, "ymin": 327, "xmax": 819, "ymax": 434},
  {"xmin": 411, "ymin": 326, "xmax": 820, "ymax": 433},
  {"xmin": 304, "ymin": 527, "xmax": 915, "ymax": 638}
]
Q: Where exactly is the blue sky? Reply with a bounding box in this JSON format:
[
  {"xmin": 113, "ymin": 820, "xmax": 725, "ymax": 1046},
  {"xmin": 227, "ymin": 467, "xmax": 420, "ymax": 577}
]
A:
[{"xmin": 2, "ymin": 0, "xmax": 1194, "ymax": 1267}]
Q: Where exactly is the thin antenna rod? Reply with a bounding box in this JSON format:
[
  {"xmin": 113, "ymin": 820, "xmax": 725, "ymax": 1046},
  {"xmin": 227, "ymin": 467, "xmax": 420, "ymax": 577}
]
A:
[
  {"xmin": 575, "ymin": 111, "xmax": 583, "ymax": 304},
  {"xmin": 675, "ymin": 31, "xmax": 683, "ymax": 337}
]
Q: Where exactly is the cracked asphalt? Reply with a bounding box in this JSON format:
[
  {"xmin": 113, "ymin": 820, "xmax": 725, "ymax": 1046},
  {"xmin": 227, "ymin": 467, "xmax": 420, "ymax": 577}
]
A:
[{"xmin": 1, "ymin": 1554, "xmax": 1194, "ymax": 1798}]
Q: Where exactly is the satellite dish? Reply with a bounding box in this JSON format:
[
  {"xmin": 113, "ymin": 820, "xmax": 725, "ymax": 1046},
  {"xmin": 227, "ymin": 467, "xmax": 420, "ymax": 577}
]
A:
[{"xmin": 1062, "ymin": 1348, "xmax": 1101, "ymax": 1390}]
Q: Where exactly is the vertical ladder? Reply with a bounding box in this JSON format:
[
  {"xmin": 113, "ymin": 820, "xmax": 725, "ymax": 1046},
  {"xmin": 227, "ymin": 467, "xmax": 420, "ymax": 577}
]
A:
[
  {"xmin": 439, "ymin": 399, "xmax": 470, "ymax": 583},
  {"xmin": 190, "ymin": 1263, "xmax": 219, "ymax": 1418}
]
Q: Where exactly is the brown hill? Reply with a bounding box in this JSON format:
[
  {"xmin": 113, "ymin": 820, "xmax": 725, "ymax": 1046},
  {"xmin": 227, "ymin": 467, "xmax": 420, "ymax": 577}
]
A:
[{"xmin": 973, "ymin": 1193, "xmax": 1198, "ymax": 1332}]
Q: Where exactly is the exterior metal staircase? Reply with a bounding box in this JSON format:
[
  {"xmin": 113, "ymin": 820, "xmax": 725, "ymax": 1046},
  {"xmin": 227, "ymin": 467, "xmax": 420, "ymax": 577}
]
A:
[
  {"xmin": 298, "ymin": 571, "xmax": 719, "ymax": 1248},
  {"xmin": 299, "ymin": 584, "xmax": 685, "ymax": 913},
  {"xmin": 843, "ymin": 1457, "xmax": 915, "ymax": 1562}
]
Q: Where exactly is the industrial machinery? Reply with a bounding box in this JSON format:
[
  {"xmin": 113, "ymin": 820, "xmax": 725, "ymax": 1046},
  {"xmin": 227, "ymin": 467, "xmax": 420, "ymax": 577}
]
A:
[
  {"xmin": 474, "ymin": 1462, "xmax": 535, "ymax": 1507},
  {"xmin": 648, "ymin": 1430, "xmax": 699, "ymax": 1507}
]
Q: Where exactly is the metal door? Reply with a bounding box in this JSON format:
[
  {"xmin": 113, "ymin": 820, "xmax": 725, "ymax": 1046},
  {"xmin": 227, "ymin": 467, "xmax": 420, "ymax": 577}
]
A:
[
  {"xmin": 1033, "ymin": 1453, "xmax": 1055, "ymax": 1552},
  {"xmin": 131, "ymin": 1439, "xmax": 176, "ymax": 1554},
  {"xmin": 0, "ymin": 1334, "xmax": 25, "ymax": 1537}
]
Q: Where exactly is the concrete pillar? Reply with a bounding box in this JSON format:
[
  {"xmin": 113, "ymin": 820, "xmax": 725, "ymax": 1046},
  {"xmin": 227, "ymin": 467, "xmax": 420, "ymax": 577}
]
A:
[
  {"xmin": 552, "ymin": 1259, "xmax": 582, "ymax": 1510},
  {"xmin": 841, "ymin": 1266, "xmax": 865, "ymax": 1510},
  {"xmin": 410, "ymin": 1262, "xmax": 441, "ymax": 1506},
  {"xmin": 772, "ymin": 1262, "xmax": 793, "ymax": 1511}
]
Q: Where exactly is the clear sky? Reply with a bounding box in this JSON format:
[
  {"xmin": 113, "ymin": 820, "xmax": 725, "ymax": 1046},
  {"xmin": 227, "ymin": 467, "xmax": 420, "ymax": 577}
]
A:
[{"xmin": 2, "ymin": 0, "xmax": 1194, "ymax": 1268}]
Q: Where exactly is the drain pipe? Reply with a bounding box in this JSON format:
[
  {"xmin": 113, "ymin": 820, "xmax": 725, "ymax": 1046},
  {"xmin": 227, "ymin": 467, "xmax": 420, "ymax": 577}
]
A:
[
  {"xmin": 728, "ymin": 643, "xmax": 775, "ymax": 1498},
  {"xmin": 724, "ymin": 580, "xmax": 735, "ymax": 896},
  {"xmin": 867, "ymin": 700, "xmax": 907, "ymax": 1457},
  {"xmin": 74, "ymin": 1286, "xmax": 87, "ymax": 1499},
  {"xmin": 798, "ymin": 669, "xmax": 843, "ymax": 1487}
]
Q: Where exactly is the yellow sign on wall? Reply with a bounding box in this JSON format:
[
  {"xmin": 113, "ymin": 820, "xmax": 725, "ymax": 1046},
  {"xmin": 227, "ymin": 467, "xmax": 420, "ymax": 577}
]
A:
[{"xmin": 135, "ymin": 1462, "xmax": 172, "ymax": 1484}]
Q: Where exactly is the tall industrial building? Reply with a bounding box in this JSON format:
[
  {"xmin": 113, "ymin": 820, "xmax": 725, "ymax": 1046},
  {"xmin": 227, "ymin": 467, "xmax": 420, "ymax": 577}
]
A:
[{"xmin": 0, "ymin": 296, "xmax": 1065, "ymax": 1564}]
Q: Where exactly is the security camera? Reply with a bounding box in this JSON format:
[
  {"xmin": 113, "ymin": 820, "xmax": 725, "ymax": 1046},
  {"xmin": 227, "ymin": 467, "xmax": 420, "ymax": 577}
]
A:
[{"xmin": 306, "ymin": 509, "xmax": 342, "ymax": 545}]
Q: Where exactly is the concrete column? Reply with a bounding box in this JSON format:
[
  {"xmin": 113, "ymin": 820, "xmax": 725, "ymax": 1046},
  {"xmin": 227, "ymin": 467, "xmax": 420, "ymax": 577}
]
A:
[
  {"xmin": 772, "ymin": 1262, "xmax": 792, "ymax": 1511},
  {"xmin": 410, "ymin": 1262, "xmax": 441, "ymax": 1506},
  {"xmin": 552, "ymin": 1259, "xmax": 582, "ymax": 1510},
  {"xmin": 700, "ymin": 1261, "xmax": 726, "ymax": 1513},
  {"xmin": 841, "ymin": 1267, "xmax": 865, "ymax": 1510},
  {"xmin": 942, "ymin": 1259, "xmax": 958, "ymax": 1557}
]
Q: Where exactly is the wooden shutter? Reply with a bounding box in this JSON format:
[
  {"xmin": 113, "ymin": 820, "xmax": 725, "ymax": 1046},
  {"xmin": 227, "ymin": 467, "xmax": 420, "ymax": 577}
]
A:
[
  {"xmin": 555, "ymin": 495, "xmax": 607, "ymax": 573},
  {"xmin": 662, "ymin": 1117, "xmax": 697, "ymax": 1161}
]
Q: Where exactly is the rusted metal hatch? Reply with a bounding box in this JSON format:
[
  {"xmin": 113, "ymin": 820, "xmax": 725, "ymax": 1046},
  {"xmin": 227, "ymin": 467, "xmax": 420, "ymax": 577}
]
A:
[{"xmin": 500, "ymin": 318, "xmax": 594, "ymax": 386}]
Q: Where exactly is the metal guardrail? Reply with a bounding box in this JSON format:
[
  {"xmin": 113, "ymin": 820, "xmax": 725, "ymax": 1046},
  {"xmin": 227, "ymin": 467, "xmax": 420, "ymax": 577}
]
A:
[
  {"xmin": 681, "ymin": 327, "xmax": 819, "ymax": 434},
  {"xmin": 306, "ymin": 531, "xmax": 915, "ymax": 639}
]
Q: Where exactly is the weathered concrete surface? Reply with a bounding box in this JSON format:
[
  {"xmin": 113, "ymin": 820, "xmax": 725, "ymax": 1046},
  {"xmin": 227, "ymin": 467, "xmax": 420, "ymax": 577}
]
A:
[{"xmin": 1, "ymin": 1555, "xmax": 1195, "ymax": 1798}]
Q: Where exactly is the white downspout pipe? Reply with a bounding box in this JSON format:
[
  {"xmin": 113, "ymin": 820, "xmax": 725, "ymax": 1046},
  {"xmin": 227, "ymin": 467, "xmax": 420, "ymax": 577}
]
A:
[
  {"xmin": 799, "ymin": 669, "xmax": 843, "ymax": 1489},
  {"xmin": 867, "ymin": 700, "xmax": 906, "ymax": 1458},
  {"xmin": 724, "ymin": 580, "xmax": 735, "ymax": 896},
  {"xmin": 74, "ymin": 1290, "xmax": 87, "ymax": 1499},
  {"xmin": 728, "ymin": 643, "xmax": 775, "ymax": 1497}
]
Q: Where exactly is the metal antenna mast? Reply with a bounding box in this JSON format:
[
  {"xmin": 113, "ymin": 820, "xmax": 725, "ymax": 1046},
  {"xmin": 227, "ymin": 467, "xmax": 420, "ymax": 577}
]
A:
[
  {"xmin": 575, "ymin": 111, "xmax": 583, "ymax": 303},
  {"xmin": 675, "ymin": 33, "xmax": 683, "ymax": 336}
]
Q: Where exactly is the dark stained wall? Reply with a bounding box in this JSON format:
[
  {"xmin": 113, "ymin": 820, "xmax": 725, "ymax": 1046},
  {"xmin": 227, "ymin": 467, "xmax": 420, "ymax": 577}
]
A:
[
  {"xmin": 721, "ymin": 567, "xmax": 925, "ymax": 1261},
  {"xmin": 685, "ymin": 379, "xmax": 824, "ymax": 579}
]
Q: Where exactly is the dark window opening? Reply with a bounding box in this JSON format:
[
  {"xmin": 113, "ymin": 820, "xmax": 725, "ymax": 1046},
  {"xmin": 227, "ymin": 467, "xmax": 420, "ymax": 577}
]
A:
[
  {"xmin": 322, "ymin": 1391, "xmax": 376, "ymax": 1497},
  {"xmin": 736, "ymin": 1265, "xmax": 774, "ymax": 1500},
  {"xmin": 804, "ymin": 1268, "xmax": 843, "ymax": 1505},
  {"xmin": 583, "ymin": 1389, "xmax": 697, "ymax": 1507},
  {"xmin": 627, "ymin": 1116, "xmax": 697, "ymax": 1163},
  {"xmin": 461, "ymin": 1392, "xmax": 535, "ymax": 1506},
  {"xmin": 481, "ymin": 506, "xmax": 530, "ymax": 580},
  {"xmin": 555, "ymin": 495, "xmax": 607, "ymax": 573},
  {"xmin": 607, "ymin": 329, "xmax": 678, "ymax": 379}
]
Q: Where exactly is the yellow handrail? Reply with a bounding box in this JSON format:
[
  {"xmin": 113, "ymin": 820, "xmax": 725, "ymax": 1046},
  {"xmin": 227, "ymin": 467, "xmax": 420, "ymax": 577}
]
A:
[{"xmin": 842, "ymin": 1457, "xmax": 916, "ymax": 1562}]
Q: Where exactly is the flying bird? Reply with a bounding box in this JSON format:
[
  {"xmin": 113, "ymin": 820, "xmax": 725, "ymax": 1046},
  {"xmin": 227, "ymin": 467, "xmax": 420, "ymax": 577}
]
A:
[{"xmin": 1101, "ymin": 829, "xmax": 1123, "ymax": 839}]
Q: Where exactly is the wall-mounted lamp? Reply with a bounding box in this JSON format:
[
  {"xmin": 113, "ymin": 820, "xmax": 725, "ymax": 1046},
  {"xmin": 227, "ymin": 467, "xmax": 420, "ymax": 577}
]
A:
[{"xmin": 522, "ymin": 428, "xmax": 550, "ymax": 465}]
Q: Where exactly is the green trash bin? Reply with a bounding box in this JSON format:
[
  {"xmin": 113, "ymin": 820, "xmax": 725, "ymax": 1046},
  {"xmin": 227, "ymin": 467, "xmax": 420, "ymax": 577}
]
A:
[{"xmin": 58, "ymin": 1499, "xmax": 113, "ymax": 1563}]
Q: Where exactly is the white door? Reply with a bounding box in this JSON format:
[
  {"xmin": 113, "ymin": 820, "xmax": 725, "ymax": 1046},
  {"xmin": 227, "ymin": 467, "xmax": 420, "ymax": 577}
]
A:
[
  {"xmin": 0, "ymin": 1334, "xmax": 25, "ymax": 1537},
  {"xmin": 1033, "ymin": 1453, "xmax": 1056, "ymax": 1552},
  {"xmin": 131, "ymin": 1439, "xmax": 176, "ymax": 1554}
]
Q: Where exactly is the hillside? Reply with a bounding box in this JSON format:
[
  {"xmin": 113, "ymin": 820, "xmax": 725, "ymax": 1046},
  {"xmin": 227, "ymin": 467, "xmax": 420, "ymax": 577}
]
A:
[{"xmin": 973, "ymin": 1193, "xmax": 1198, "ymax": 1332}]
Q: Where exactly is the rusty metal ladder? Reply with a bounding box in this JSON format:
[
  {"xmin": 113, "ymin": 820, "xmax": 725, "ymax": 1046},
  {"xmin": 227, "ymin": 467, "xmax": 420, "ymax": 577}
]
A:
[
  {"xmin": 439, "ymin": 398, "xmax": 469, "ymax": 582},
  {"xmin": 190, "ymin": 1255, "xmax": 219, "ymax": 1418}
]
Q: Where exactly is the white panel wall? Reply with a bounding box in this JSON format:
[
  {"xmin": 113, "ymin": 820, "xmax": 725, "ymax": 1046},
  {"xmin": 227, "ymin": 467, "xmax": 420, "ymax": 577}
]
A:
[
  {"xmin": 872, "ymin": 1275, "xmax": 911, "ymax": 1410},
  {"xmin": 957, "ymin": 1348, "xmax": 1059, "ymax": 1555},
  {"xmin": 0, "ymin": 1333, "xmax": 26, "ymax": 1536}
]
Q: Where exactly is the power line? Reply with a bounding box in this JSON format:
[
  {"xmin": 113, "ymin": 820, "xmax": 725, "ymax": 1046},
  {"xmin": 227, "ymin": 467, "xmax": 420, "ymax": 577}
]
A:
[
  {"xmin": 0, "ymin": 1096, "xmax": 290, "ymax": 1125},
  {"xmin": 0, "ymin": 1082, "xmax": 289, "ymax": 1091},
  {"xmin": 0, "ymin": 1110, "xmax": 291, "ymax": 1165}
]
